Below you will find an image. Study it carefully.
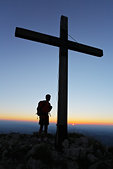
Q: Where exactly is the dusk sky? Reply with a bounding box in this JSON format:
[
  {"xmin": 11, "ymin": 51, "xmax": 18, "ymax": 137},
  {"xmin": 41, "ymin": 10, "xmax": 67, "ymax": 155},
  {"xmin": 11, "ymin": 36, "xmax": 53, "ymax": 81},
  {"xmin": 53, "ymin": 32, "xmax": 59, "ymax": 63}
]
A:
[{"xmin": 0, "ymin": 0, "xmax": 113, "ymax": 125}]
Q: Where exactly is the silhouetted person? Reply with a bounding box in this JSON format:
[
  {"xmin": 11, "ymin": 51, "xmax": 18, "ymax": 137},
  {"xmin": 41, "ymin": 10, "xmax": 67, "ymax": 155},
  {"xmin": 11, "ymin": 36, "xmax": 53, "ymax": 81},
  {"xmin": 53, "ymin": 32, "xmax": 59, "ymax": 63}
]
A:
[{"xmin": 37, "ymin": 94, "xmax": 52, "ymax": 136}]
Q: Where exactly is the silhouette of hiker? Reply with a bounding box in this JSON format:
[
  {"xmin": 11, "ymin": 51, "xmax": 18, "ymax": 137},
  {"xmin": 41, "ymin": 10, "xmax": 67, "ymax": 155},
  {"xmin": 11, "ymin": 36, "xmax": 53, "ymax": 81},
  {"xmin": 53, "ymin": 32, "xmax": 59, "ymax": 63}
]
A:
[{"xmin": 37, "ymin": 94, "xmax": 52, "ymax": 136}]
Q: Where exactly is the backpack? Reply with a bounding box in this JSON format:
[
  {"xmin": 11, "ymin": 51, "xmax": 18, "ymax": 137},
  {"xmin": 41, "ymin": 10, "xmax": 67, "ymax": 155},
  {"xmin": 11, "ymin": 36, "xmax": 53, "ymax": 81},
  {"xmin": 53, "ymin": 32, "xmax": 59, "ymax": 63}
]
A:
[
  {"xmin": 36, "ymin": 101, "xmax": 46, "ymax": 116},
  {"xmin": 36, "ymin": 107, "xmax": 41, "ymax": 116}
]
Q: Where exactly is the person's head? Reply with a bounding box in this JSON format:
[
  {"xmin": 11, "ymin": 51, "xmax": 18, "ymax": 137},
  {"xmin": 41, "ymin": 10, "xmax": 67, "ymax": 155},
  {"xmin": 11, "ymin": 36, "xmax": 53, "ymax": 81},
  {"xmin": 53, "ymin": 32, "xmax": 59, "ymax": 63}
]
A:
[{"xmin": 45, "ymin": 94, "xmax": 51, "ymax": 101}]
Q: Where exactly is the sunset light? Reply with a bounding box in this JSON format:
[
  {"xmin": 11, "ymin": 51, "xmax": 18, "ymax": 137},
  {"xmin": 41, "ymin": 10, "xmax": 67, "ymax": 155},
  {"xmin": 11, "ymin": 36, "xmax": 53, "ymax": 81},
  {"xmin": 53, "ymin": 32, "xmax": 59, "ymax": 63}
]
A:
[{"xmin": 1, "ymin": 116, "xmax": 113, "ymax": 126}]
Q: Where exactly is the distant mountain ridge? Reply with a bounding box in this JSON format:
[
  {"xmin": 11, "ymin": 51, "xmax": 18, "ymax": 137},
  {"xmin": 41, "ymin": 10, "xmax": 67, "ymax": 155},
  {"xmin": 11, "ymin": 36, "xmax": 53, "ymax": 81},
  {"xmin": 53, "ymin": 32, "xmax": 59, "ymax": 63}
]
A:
[{"xmin": 0, "ymin": 120, "xmax": 113, "ymax": 146}]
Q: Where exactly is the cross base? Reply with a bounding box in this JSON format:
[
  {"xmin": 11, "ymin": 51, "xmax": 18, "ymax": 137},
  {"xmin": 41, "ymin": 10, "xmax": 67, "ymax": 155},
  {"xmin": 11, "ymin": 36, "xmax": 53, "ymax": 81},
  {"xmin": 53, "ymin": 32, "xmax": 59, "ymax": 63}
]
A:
[{"xmin": 55, "ymin": 124, "xmax": 67, "ymax": 150}]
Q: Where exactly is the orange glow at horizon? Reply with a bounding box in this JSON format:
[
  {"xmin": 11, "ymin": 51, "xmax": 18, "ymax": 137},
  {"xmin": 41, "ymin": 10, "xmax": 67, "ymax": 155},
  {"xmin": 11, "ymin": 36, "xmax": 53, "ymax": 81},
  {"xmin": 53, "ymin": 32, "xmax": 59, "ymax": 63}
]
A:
[
  {"xmin": 0, "ymin": 115, "xmax": 57, "ymax": 123},
  {"xmin": 0, "ymin": 117, "xmax": 113, "ymax": 126},
  {"xmin": 68, "ymin": 119, "xmax": 113, "ymax": 126}
]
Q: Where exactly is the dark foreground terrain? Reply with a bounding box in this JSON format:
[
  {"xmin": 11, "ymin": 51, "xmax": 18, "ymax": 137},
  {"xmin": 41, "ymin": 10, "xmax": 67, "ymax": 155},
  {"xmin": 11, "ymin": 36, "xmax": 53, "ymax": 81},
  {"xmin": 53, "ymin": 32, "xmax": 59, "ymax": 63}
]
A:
[{"xmin": 0, "ymin": 132, "xmax": 113, "ymax": 169}]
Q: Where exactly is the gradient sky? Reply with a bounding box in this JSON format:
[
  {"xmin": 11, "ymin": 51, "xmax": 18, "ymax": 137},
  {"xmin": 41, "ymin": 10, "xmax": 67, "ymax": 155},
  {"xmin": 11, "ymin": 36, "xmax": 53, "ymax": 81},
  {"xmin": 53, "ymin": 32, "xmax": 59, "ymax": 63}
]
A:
[{"xmin": 0, "ymin": 0, "xmax": 113, "ymax": 125}]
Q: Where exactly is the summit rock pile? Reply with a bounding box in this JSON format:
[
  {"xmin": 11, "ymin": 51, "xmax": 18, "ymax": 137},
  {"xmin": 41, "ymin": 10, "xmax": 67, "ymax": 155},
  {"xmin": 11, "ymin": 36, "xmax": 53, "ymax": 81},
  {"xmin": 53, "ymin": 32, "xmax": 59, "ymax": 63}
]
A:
[{"xmin": 0, "ymin": 132, "xmax": 113, "ymax": 169}]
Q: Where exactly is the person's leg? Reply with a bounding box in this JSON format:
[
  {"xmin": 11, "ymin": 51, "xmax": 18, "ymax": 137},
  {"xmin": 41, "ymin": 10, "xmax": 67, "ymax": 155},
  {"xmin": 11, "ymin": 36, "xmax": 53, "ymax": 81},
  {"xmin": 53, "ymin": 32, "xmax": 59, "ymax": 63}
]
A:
[
  {"xmin": 39, "ymin": 124, "xmax": 43, "ymax": 134},
  {"xmin": 44, "ymin": 125, "xmax": 48, "ymax": 135},
  {"xmin": 44, "ymin": 115, "xmax": 49, "ymax": 135}
]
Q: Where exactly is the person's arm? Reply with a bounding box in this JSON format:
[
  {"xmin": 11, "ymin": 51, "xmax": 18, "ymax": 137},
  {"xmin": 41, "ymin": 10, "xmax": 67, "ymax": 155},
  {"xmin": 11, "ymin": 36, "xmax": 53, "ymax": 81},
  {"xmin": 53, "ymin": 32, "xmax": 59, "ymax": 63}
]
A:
[{"xmin": 49, "ymin": 104, "xmax": 52, "ymax": 112}]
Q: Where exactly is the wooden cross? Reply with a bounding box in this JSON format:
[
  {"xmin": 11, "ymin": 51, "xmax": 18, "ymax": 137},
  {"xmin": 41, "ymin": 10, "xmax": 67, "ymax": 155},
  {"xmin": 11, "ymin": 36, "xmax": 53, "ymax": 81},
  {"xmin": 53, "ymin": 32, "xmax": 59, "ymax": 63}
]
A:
[{"xmin": 15, "ymin": 15, "xmax": 103, "ymax": 148}]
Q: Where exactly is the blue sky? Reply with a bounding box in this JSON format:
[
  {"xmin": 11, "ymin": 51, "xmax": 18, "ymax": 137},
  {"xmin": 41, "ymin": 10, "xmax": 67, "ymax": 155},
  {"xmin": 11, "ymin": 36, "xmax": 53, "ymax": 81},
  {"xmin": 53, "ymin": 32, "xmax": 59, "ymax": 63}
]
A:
[{"xmin": 0, "ymin": 0, "xmax": 113, "ymax": 124}]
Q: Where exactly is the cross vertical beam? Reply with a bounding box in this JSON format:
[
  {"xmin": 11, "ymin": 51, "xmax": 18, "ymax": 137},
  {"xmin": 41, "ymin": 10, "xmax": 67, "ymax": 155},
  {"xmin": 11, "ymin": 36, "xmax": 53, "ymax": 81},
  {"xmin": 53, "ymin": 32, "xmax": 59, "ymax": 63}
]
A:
[{"xmin": 56, "ymin": 16, "xmax": 68, "ymax": 148}]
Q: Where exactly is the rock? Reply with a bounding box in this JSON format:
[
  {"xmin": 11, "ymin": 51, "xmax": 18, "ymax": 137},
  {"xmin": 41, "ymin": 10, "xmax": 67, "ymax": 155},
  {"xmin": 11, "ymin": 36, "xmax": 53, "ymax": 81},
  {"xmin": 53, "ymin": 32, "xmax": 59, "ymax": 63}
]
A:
[
  {"xmin": 79, "ymin": 147, "xmax": 87, "ymax": 159},
  {"xmin": 27, "ymin": 144, "xmax": 40, "ymax": 158},
  {"xmin": 2, "ymin": 149, "xmax": 8, "ymax": 159},
  {"xmin": 71, "ymin": 136, "xmax": 89, "ymax": 148},
  {"xmin": 16, "ymin": 164, "xmax": 24, "ymax": 169},
  {"xmin": 27, "ymin": 157, "xmax": 47, "ymax": 169},
  {"xmin": 62, "ymin": 139, "xmax": 69, "ymax": 149},
  {"xmin": 86, "ymin": 145, "xmax": 94, "ymax": 153},
  {"xmin": 67, "ymin": 161, "xmax": 79, "ymax": 169},
  {"xmin": 51, "ymin": 150, "xmax": 59, "ymax": 161},
  {"xmin": 27, "ymin": 157, "xmax": 40, "ymax": 169},
  {"xmin": 0, "ymin": 133, "xmax": 113, "ymax": 169},
  {"xmin": 9, "ymin": 133, "xmax": 20, "ymax": 140},
  {"xmin": 79, "ymin": 136, "xmax": 89, "ymax": 146},
  {"xmin": 96, "ymin": 149, "xmax": 102, "ymax": 157},
  {"xmin": 87, "ymin": 153, "xmax": 97, "ymax": 163},
  {"xmin": 89, "ymin": 160, "xmax": 113, "ymax": 169},
  {"xmin": 31, "ymin": 137, "xmax": 39, "ymax": 144},
  {"xmin": 64, "ymin": 147, "xmax": 80, "ymax": 160},
  {"xmin": 0, "ymin": 143, "xmax": 2, "ymax": 149},
  {"xmin": 0, "ymin": 164, "xmax": 5, "ymax": 169}
]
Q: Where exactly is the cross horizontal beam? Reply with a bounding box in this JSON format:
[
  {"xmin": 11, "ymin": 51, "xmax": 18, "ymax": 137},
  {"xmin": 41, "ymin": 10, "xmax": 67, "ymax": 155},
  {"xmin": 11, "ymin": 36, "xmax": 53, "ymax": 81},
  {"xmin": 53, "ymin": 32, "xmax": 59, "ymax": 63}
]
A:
[{"xmin": 15, "ymin": 27, "xmax": 103, "ymax": 57}]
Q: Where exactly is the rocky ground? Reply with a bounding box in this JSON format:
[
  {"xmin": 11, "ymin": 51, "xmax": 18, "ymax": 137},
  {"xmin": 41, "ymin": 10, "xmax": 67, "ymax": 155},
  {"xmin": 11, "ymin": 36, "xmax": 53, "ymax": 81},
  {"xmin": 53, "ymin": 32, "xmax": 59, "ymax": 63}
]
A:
[{"xmin": 0, "ymin": 132, "xmax": 113, "ymax": 169}]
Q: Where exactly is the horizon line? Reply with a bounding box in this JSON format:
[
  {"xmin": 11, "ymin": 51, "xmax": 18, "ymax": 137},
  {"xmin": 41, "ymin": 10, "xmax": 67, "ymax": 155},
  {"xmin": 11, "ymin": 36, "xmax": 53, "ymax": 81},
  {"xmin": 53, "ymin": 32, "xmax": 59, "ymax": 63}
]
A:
[{"xmin": 0, "ymin": 119, "xmax": 113, "ymax": 126}]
